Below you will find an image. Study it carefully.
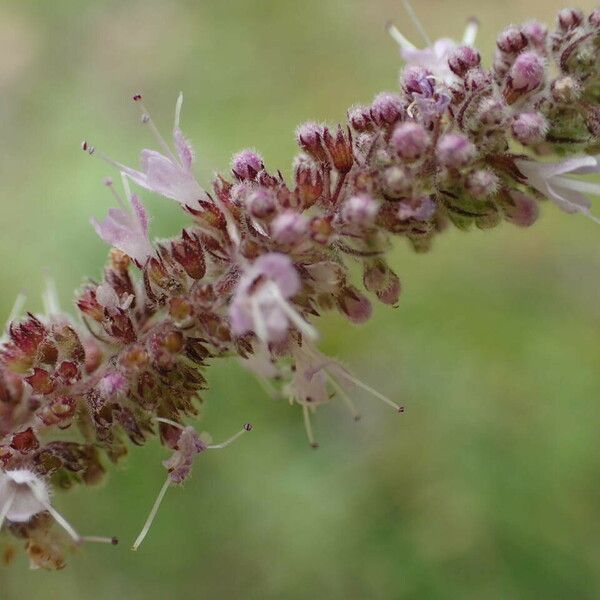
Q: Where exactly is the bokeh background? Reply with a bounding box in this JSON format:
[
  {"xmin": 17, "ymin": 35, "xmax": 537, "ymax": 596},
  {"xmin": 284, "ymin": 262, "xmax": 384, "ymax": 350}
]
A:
[{"xmin": 1, "ymin": 0, "xmax": 600, "ymax": 598}]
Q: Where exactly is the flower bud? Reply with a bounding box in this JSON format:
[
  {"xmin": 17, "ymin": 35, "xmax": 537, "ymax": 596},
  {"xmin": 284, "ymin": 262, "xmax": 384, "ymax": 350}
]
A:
[
  {"xmin": 309, "ymin": 216, "xmax": 333, "ymax": 244},
  {"xmin": 246, "ymin": 188, "xmax": 276, "ymax": 219},
  {"xmin": 496, "ymin": 27, "xmax": 527, "ymax": 54},
  {"xmin": 296, "ymin": 122, "xmax": 329, "ymax": 163},
  {"xmin": 341, "ymin": 194, "xmax": 378, "ymax": 226},
  {"xmin": 231, "ymin": 149, "xmax": 264, "ymax": 180},
  {"xmin": 363, "ymin": 260, "xmax": 401, "ymax": 305},
  {"xmin": 436, "ymin": 133, "xmax": 476, "ymax": 168},
  {"xmin": 551, "ymin": 76, "xmax": 581, "ymax": 103},
  {"xmin": 522, "ymin": 21, "xmax": 548, "ymax": 49},
  {"xmin": 509, "ymin": 51, "xmax": 544, "ymax": 91},
  {"xmin": 589, "ymin": 9, "xmax": 600, "ymax": 28},
  {"xmin": 557, "ymin": 8, "xmax": 583, "ymax": 31},
  {"xmin": 397, "ymin": 196, "xmax": 436, "ymax": 221},
  {"xmin": 371, "ymin": 92, "xmax": 405, "ymax": 126},
  {"xmin": 466, "ymin": 169, "xmax": 500, "ymax": 199},
  {"xmin": 391, "ymin": 122, "xmax": 431, "ymax": 160},
  {"xmin": 585, "ymin": 106, "xmax": 600, "ymax": 137},
  {"xmin": 505, "ymin": 52, "xmax": 545, "ymax": 103},
  {"xmin": 402, "ymin": 66, "xmax": 434, "ymax": 96},
  {"xmin": 448, "ymin": 46, "xmax": 481, "ymax": 77},
  {"xmin": 336, "ymin": 286, "xmax": 372, "ymax": 324},
  {"xmin": 511, "ymin": 112, "xmax": 548, "ymax": 145},
  {"xmin": 381, "ymin": 166, "xmax": 412, "ymax": 198},
  {"xmin": 348, "ymin": 104, "xmax": 373, "ymax": 132},
  {"xmin": 504, "ymin": 190, "xmax": 539, "ymax": 227},
  {"xmin": 476, "ymin": 97, "xmax": 508, "ymax": 127},
  {"xmin": 323, "ymin": 125, "xmax": 354, "ymax": 173},
  {"xmin": 271, "ymin": 211, "xmax": 308, "ymax": 244}
]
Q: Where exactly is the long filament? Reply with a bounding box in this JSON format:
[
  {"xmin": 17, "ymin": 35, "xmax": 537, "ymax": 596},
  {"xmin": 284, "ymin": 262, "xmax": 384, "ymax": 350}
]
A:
[{"xmin": 132, "ymin": 477, "xmax": 171, "ymax": 551}]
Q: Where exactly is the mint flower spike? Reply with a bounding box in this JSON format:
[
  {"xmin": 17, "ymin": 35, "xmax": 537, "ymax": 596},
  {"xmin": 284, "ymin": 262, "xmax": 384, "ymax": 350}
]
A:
[
  {"xmin": 131, "ymin": 420, "xmax": 252, "ymax": 551},
  {"xmin": 5, "ymin": 5, "xmax": 600, "ymax": 568},
  {"xmin": 0, "ymin": 470, "xmax": 117, "ymax": 547}
]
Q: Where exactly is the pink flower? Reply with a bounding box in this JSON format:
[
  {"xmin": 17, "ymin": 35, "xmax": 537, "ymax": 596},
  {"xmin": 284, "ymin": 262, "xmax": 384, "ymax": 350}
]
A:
[
  {"xmin": 387, "ymin": 16, "xmax": 478, "ymax": 84},
  {"xmin": 92, "ymin": 191, "xmax": 154, "ymax": 266},
  {"xmin": 121, "ymin": 94, "xmax": 209, "ymax": 208},
  {"xmin": 229, "ymin": 253, "xmax": 317, "ymax": 343},
  {"xmin": 516, "ymin": 156, "xmax": 600, "ymax": 223}
]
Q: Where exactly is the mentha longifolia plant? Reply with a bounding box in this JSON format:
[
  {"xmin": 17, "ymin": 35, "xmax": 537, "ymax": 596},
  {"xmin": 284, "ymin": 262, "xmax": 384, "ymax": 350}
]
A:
[{"xmin": 1, "ymin": 5, "xmax": 600, "ymax": 569}]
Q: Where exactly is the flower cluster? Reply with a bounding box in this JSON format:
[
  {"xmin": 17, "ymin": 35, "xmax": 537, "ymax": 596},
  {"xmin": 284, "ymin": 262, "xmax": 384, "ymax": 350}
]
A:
[{"xmin": 2, "ymin": 6, "xmax": 600, "ymax": 568}]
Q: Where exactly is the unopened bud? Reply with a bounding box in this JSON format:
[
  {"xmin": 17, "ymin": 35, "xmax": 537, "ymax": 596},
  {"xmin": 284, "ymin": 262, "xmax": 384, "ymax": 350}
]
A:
[
  {"xmin": 551, "ymin": 76, "xmax": 581, "ymax": 103},
  {"xmin": 296, "ymin": 122, "xmax": 329, "ymax": 163},
  {"xmin": 391, "ymin": 122, "xmax": 431, "ymax": 160},
  {"xmin": 476, "ymin": 97, "xmax": 508, "ymax": 127},
  {"xmin": 231, "ymin": 149, "xmax": 264, "ymax": 180},
  {"xmin": 511, "ymin": 112, "xmax": 548, "ymax": 145},
  {"xmin": 436, "ymin": 133, "xmax": 476, "ymax": 168},
  {"xmin": 363, "ymin": 260, "xmax": 401, "ymax": 305},
  {"xmin": 466, "ymin": 169, "xmax": 500, "ymax": 199},
  {"xmin": 381, "ymin": 166, "xmax": 412, "ymax": 198},
  {"xmin": 402, "ymin": 67, "xmax": 434, "ymax": 96},
  {"xmin": 448, "ymin": 46, "xmax": 481, "ymax": 77},
  {"xmin": 589, "ymin": 9, "xmax": 600, "ymax": 28},
  {"xmin": 522, "ymin": 21, "xmax": 548, "ymax": 49},
  {"xmin": 341, "ymin": 194, "xmax": 378, "ymax": 226},
  {"xmin": 557, "ymin": 8, "xmax": 584, "ymax": 31},
  {"xmin": 585, "ymin": 106, "xmax": 600, "ymax": 137},
  {"xmin": 271, "ymin": 211, "xmax": 308, "ymax": 244},
  {"xmin": 371, "ymin": 92, "xmax": 405, "ymax": 126},
  {"xmin": 504, "ymin": 190, "xmax": 539, "ymax": 227},
  {"xmin": 246, "ymin": 189, "xmax": 277, "ymax": 219},
  {"xmin": 505, "ymin": 51, "xmax": 545, "ymax": 102},
  {"xmin": 337, "ymin": 286, "xmax": 372, "ymax": 324},
  {"xmin": 348, "ymin": 104, "xmax": 374, "ymax": 132},
  {"xmin": 496, "ymin": 27, "xmax": 527, "ymax": 54}
]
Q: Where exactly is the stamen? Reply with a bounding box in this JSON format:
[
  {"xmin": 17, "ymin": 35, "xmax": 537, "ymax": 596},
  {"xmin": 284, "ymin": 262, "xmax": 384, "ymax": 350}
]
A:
[
  {"xmin": 207, "ymin": 423, "xmax": 252, "ymax": 449},
  {"xmin": 462, "ymin": 17, "xmax": 479, "ymax": 46},
  {"xmin": 42, "ymin": 274, "xmax": 61, "ymax": 316},
  {"xmin": 80, "ymin": 535, "xmax": 119, "ymax": 545},
  {"xmin": 325, "ymin": 372, "xmax": 361, "ymax": 421},
  {"xmin": 174, "ymin": 91, "xmax": 184, "ymax": 131},
  {"xmin": 155, "ymin": 417, "xmax": 185, "ymax": 431},
  {"xmin": 132, "ymin": 476, "xmax": 171, "ymax": 551},
  {"xmin": 386, "ymin": 22, "xmax": 416, "ymax": 51},
  {"xmin": 265, "ymin": 282, "xmax": 318, "ymax": 340},
  {"xmin": 402, "ymin": 0, "xmax": 432, "ymax": 46},
  {"xmin": 302, "ymin": 404, "xmax": 319, "ymax": 448},
  {"xmin": 3, "ymin": 293, "xmax": 26, "ymax": 336},
  {"xmin": 81, "ymin": 140, "xmax": 95, "ymax": 155},
  {"xmin": 132, "ymin": 94, "xmax": 179, "ymax": 164},
  {"xmin": 250, "ymin": 297, "xmax": 269, "ymax": 342},
  {"xmin": 335, "ymin": 369, "xmax": 404, "ymax": 413},
  {"xmin": 24, "ymin": 481, "xmax": 117, "ymax": 546},
  {"xmin": 256, "ymin": 375, "xmax": 280, "ymax": 400}
]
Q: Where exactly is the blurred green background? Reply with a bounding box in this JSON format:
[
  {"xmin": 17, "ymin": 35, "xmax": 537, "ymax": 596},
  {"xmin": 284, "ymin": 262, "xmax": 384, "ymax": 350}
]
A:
[{"xmin": 1, "ymin": 0, "xmax": 600, "ymax": 598}]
